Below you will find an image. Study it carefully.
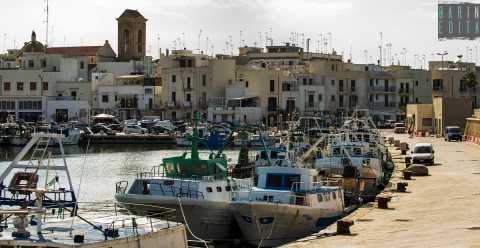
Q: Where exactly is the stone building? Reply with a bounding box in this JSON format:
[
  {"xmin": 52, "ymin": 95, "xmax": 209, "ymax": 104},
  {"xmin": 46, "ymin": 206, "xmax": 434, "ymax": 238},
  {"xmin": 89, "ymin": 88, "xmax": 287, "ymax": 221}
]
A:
[{"xmin": 117, "ymin": 9, "xmax": 147, "ymax": 61}]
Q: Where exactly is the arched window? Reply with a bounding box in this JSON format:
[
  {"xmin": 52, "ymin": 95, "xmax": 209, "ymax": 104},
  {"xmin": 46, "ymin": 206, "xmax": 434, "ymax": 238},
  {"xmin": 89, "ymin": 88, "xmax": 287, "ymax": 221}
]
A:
[
  {"xmin": 137, "ymin": 30, "xmax": 143, "ymax": 53},
  {"xmin": 123, "ymin": 29, "xmax": 130, "ymax": 54}
]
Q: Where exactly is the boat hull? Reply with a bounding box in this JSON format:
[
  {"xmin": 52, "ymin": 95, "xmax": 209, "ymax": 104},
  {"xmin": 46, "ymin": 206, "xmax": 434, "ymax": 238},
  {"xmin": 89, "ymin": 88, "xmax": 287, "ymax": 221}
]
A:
[
  {"xmin": 115, "ymin": 194, "xmax": 241, "ymax": 241},
  {"xmin": 231, "ymin": 202, "xmax": 343, "ymax": 247}
]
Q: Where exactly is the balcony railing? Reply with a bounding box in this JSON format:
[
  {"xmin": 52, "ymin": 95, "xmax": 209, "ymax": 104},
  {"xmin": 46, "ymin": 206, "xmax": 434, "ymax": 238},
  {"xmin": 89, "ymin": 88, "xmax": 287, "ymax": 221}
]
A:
[
  {"xmin": 369, "ymin": 102, "xmax": 397, "ymax": 108},
  {"xmin": 369, "ymin": 86, "xmax": 396, "ymax": 92}
]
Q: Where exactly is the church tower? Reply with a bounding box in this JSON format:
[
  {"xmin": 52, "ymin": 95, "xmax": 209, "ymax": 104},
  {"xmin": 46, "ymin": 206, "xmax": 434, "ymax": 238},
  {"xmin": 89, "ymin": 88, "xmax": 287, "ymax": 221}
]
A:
[{"xmin": 117, "ymin": 9, "xmax": 147, "ymax": 61}]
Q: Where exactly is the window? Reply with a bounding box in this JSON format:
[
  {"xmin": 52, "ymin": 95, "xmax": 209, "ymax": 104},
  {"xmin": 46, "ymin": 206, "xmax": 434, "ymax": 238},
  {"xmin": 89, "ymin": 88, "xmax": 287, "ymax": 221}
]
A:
[
  {"xmin": 351, "ymin": 80, "xmax": 356, "ymax": 91},
  {"xmin": 309, "ymin": 78, "xmax": 313, "ymax": 85},
  {"xmin": 331, "ymin": 95, "xmax": 335, "ymax": 101},
  {"xmin": 339, "ymin": 95, "xmax": 344, "ymax": 107},
  {"xmin": 245, "ymin": 80, "xmax": 249, "ymax": 88},
  {"xmin": 137, "ymin": 30, "xmax": 143, "ymax": 53},
  {"xmin": 216, "ymin": 186, "xmax": 222, "ymax": 192},
  {"xmin": 102, "ymin": 95, "xmax": 109, "ymax": 103},
  {"xmin": 41, "ymin": 59, "xmax": 46, "ymax": 67},
  {"xmin": 206, "ymin": 187, "xmax": 212, "ymax": 193},
  {"xmin": 302, "ymin": 78, "xmax": 307, "ymax": 85},
  {"xmin": 42, "ymin": 82, "xmax": 48, "ymax": 91},
  {"xmin": 145, "ymin": 88, "xmax": 153, "ymax": 94},
  {"xmin": 29, "ymin": 82, "xmax": 36, "ymax": 91},
  {"xmin": 318, "ymin": 94, "xmax": 323, "ymax": 102},
  {"xmin": 17, "ymin": 82, "xmax": 24, "ymax": 91},
  {"xmin": 331, "ymin": 80, "xmax": 335, "ymax": 86},
  {"xmin": 225, "ymin": 186, "xmax": 231, "ymax": 191},
  {"xmin": 267, "ymin": 97, "xmax": 277, "ymax": 111},
  {"xmin": 339, "ymin": 80, "xmax": 344, "ymax": 92},
  {"xmin": 422, "ymin": 118, "xmax": 433, "ymax": 127},
  {"xmin": 270, "ymin": 80, "xmax": 275, "ymax": 92},
  {"xmin": 433, "ymin": 79, "xmax": 443, "ymax": 91},
  {"xmin": 331, "ymin": 64, "xmax": 335, "ymax": 71},
  {"xmin": 3, "ymin": 82, "xmax": 11, "ymax": 91},
  {"xmin": 187, "ymin": 77, "xmax": 191, "ymax": 89},
  {"xmin": 369, "ymin": 95, "xmax": 373, "ymax": 102},
  {"xmin": 186, "ymin": 93, "xmax": 191, "ymax": 102},
  {"xmin": 308, "ymin": 94, "xmax": 314, "ymax": 108},
  {"xmin": 415, "ymin": 80, "xmax": 419, "ymax": 86},
  {"xmin": 370, "ymin": 79, "xmax": 374, "ymax": 87},
  {"xmin": 80, "ymin": 61, "xmax": 84, "ymax": 69},
  {"xmin": 28, "ymin": 60, "xmax": 34, "ymax": 68},
  {"xmin": 123, "ymin": 29, "xmax": 130, "ymax": 54},
  {"xmin": 171, "ymin": 75, "xmax": 176, "ymax": 83},
  {"xmin": 71, "ymin": 91, "xmax": 77, "ymax": 99},
  {"xmin": 202, "ymin": 74, "xmax": 206, "ymax": 86},
  {"xmin": 171, "ymin": 92, "xmax": 176, "ymax": 103}
]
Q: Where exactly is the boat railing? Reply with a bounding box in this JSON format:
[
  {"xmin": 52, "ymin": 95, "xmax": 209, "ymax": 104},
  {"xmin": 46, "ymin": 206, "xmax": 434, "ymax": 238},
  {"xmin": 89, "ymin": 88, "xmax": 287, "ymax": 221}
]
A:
[
  {"xmin": 116, "ymin": 181, "xmax": 129, "ymax": 194},
  {"xmin": 83, "ymin": 201, "xmax": 181, "ymax": 236},
  {"xmin": 136, "ymin": 165, "xmax": 164, "ymax": 179},
  {"xmin": 232, "ymin": 190, "xmax": 311, "ymax": 207}
]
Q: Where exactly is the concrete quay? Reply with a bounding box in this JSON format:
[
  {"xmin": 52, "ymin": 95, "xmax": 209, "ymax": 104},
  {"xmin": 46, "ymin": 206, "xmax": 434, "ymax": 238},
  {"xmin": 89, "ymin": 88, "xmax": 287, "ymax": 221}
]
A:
[{"xmin": 283, "ymin": 130, "xmax": 480, "ymax": 248}]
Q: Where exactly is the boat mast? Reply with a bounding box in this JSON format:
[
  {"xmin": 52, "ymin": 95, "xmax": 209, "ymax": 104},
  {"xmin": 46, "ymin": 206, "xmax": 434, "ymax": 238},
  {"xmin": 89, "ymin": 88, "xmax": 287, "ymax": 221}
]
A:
[{"xmin": 190, "ymin": 111, "xmax": 200, "ymax": 160}]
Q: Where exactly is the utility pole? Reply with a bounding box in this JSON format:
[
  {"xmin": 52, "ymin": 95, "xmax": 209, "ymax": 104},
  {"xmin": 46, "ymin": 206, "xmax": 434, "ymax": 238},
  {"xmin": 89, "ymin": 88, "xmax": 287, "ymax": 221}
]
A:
[{"xmin": 45, "ymin": 0, "xmax": 49, "ymax": 47}]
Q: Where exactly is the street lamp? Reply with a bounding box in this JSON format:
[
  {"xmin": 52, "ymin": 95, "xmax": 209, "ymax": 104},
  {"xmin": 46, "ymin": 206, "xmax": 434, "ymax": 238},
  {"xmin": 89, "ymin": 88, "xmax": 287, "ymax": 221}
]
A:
[{"xmin": 436, "ymin": 51, "xmax": 448, "ymax": 70}]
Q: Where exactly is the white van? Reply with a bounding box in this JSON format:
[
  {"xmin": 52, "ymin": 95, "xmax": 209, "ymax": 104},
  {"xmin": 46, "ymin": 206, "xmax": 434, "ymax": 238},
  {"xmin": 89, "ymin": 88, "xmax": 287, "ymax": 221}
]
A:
[{"xmin": 412, "ymin": 143, "xmax": 434, "ymax": 164}]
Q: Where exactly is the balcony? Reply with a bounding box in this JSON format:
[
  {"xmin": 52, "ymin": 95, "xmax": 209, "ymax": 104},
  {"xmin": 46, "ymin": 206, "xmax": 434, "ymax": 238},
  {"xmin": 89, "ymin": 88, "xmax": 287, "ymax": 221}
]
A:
[
  {"xmin": 398, "ymin": 88, "xmax": 411, "ymax": 95},
  {"xmin": 369, "ymin": 86, "xmax": 396, "ymax": 93},
  {"xmin": 369, "ymin": 102, "xmax": 397, "ymax": 108}
]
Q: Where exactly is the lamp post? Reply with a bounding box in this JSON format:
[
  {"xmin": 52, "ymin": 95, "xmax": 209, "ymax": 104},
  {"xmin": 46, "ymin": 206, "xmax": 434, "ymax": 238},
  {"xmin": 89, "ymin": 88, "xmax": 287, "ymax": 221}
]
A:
[{"xmin": 437, "ymin": 51, "xmax": 448, "ymax": 70}]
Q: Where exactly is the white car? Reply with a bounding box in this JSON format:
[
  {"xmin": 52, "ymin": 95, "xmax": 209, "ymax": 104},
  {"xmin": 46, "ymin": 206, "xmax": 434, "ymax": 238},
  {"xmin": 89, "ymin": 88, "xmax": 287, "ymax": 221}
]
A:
[
  {"xmin": 124, "ymin": 125, "xmax": 147, "ymax": 134},
  {"xmin": 412, "ymin": 143, "xmax": 434, "ymax": 164}
]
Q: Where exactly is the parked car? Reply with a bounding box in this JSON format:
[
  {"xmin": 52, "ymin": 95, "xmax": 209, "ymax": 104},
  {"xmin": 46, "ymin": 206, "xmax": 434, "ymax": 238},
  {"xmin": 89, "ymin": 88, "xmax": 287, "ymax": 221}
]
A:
[
  {"xmin": 124, "ymin": 125, "xmax": 147, "ymax": 134},
  {"xmin": 107, "ymin": 123, "xmax": 124, "ymax": 132},
  {"xmin": 444, "ymin": 126, "xmax": 463, "ymax": 141},
  {"xmin": 385, "ymin": 120, "xmax": 395, "ymax": 128},
  {"xmin": 393, "ymin": 122, "xmax": 406, "ymax": 133},
  {"xmin": 412, "ymin": 143, "xmax": 434, "ymax": 165},
  {"xmin": 91, "ymin": 123, "xmax": 113, "ymax": 134}
]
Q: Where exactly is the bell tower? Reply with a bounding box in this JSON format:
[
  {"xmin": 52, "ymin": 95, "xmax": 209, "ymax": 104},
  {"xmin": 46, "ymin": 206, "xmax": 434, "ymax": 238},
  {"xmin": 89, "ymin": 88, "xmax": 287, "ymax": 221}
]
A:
[{"xmin": 117, "ymin": 9, "xmax": 147, "ymax": 61}]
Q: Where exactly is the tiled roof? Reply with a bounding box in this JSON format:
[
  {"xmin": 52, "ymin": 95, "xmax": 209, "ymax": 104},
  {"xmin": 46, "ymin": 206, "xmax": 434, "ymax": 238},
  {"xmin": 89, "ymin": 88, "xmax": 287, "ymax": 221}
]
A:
[
  {"xmin": 118, "ymin": 9, "xmax": 146, "ymax": 20},
  {"xmin": 46, "ymin": 46, "xmax": 102, "ymax": 57}
]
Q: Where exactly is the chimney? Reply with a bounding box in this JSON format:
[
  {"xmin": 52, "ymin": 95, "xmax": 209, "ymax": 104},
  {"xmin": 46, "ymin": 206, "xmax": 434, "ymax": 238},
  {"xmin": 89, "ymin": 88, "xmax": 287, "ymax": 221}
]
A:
[{"xmin": 306, "ymin": 38, "xmax": 311, "ymax": 53}]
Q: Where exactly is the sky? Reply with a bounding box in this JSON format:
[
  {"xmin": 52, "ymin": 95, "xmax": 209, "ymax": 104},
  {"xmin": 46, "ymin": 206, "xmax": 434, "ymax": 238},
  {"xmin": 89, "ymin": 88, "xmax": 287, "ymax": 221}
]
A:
[{"xmin": 2, "ymin": 0, "xmax": 480, "ymax": 67}]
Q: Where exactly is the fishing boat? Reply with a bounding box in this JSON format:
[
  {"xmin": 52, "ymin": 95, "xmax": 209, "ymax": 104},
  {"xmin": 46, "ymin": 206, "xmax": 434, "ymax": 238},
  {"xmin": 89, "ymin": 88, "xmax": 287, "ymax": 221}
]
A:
[
  {"xmin": 315, "ymin": 110, "xmax": 394, "ymax": 202},
  {"xmin": 0, "ymin": 133, "xmax": 188, "ymax": 248},
  {"xmin": 231, "ymin": 164, "xmax": 344, "ymax": 247},
  {"xmin": 230, "ymin": 126, "xmax": 344, "ymax": 247},
  {"xmin": 115, "ymin": 113, "xmax": 251, "ymax": 241}
]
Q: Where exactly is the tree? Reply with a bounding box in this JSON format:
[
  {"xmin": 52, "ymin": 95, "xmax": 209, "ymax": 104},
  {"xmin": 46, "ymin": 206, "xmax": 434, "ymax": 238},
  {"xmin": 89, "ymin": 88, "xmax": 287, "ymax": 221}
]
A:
[{"xmin": 463, "ymin": 72, "xmax": 478, "ymax": 89}]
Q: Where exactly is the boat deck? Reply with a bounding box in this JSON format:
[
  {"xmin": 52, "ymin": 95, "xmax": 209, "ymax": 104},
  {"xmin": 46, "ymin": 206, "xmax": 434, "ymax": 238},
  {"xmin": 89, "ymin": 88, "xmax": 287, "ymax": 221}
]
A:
[{"xmin": 0, "ymin": 204, "xmax": 182, "ymax": 246}]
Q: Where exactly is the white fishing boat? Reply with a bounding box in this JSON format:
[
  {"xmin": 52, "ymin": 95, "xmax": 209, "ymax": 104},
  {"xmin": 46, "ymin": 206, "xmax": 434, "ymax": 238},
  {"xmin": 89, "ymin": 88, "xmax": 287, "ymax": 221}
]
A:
[
  {"xmin": 231, "ymin": 165, "xmax": 344, "ymax": 247},
  {"xmin": 115, "ymin": 113, "xmax": 252, "ymax": 241},
  {"xmin": 0, "ymin": 133, "xmax": 188, "ymax": 248}
]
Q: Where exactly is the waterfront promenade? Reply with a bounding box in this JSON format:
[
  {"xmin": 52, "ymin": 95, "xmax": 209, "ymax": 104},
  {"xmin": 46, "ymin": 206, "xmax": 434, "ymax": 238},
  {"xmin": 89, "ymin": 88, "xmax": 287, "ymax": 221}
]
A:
[{"xmin": 283, "ymin": 130, "xmax": 480, "ymax": 248}]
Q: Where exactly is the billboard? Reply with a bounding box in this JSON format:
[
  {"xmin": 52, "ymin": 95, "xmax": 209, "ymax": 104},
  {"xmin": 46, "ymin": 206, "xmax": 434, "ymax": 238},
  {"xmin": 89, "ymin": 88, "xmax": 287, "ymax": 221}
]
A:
[{"xmin": 438, "ymin": 1, "xmax": 480, "ymax": 39}]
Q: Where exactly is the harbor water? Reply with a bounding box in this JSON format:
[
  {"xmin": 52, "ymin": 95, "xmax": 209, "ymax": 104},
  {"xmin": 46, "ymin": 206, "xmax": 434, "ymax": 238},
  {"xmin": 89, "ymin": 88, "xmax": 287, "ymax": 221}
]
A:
[{"xmin": 0, "ymin": 145, "xmax": 240, "ymax": 203}]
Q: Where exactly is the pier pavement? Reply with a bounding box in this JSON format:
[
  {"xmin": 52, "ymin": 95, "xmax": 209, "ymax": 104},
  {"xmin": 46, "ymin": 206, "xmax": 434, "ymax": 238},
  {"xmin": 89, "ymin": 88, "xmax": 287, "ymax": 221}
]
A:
[{"xmin": 283, "ymin": 130, "xmax": 480, "ymax": 248}]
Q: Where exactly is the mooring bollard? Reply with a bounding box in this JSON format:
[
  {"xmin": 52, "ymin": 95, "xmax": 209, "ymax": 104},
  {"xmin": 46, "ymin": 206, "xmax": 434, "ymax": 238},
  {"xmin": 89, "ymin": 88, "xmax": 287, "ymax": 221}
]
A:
[
  {"xmin": 397, "ymin": 182, "xmax": 408, "ymax": 192},
  {"xmin": 405, "ymin": 157, "xmax": 412, "ymax": 165},
  {"xmin": 377, "ymin": 196, "xmax": 392, "ymax": 209},
  {"xmin": 337, "ymin": 220, "xmax": 354, "ymax": 235},
  {"xmin": 403, "ymin": 170, "xmax": 412, "ymax": 180}
]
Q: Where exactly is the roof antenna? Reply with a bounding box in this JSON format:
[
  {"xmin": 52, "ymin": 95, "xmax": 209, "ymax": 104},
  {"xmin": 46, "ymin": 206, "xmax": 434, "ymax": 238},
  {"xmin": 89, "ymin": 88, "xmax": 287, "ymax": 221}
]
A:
[{"xmin": 44, "ymin": 0, "xmax": 49, "ymax": 47}]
